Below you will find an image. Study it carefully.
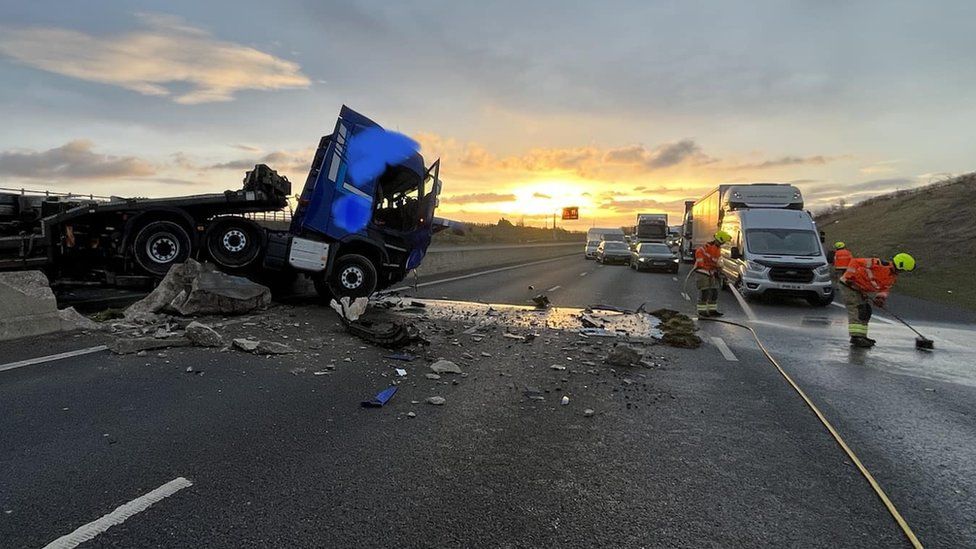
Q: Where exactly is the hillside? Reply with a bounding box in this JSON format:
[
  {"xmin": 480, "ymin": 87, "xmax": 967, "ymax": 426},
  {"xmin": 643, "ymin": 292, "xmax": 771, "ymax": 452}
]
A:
[{"xmin": 815, "ymin": 172, "xmax": 976, "ymax": 310}]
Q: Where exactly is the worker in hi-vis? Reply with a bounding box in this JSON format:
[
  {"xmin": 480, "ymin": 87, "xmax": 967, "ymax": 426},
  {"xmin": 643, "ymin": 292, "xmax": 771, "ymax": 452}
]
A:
[
  {"xmin": 827, "ymin": 241, "xmax": 853, "ymax": 285},
  {"xmin": 694, "ymin": 230, "xmax": 731, "ymax": 318},
  {"xmin": 840, "ymin": 252, "xmax": 915, "ymax": 348}
]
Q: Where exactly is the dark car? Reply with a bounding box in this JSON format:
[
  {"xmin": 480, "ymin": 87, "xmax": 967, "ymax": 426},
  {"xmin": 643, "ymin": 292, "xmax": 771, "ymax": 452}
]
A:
[
  {"xmin": 596, "ymin": 240, "xmax": 631, "ymax": 264},
  {"xmin": 630, "ymin": 242, "xmax": 680, "ymax": 273}
]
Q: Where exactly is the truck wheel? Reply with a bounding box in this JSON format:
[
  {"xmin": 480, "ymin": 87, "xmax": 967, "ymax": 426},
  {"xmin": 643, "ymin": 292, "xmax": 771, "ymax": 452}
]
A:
[
  {"xmin": 328, "ymin": 254, "xmax": 377, "ymax": 299},
  {"xmin": 133, "ymin": 220, "xmax": 191, "ymax": 276},
  {"xmin": 206, "ymin": 218, "xmax": 262, "ymax": 269}
]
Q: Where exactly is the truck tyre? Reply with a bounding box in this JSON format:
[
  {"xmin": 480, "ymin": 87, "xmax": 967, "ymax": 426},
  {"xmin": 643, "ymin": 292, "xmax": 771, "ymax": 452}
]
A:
[
  {"xmin": 328, "ymin": 254, "xmax": 378, "ymax": 299},
  {"xmin": 206, "ymin": 217, "xmax": 262, "ymax": 269},
  {"xmin": 133, "ymin": 220, "xmax": 191, "ymax": 276}
]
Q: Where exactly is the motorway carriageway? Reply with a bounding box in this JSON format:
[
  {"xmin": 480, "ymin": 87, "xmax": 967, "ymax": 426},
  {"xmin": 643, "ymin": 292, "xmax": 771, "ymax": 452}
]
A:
[{"xmin": 1, "ymin": 253, "xmax": 974, "ymax": 547}]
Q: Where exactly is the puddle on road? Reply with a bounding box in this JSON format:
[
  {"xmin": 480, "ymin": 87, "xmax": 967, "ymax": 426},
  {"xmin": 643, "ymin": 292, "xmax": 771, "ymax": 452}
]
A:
[
  {"xmin": 757, "ymin": 317, "xmax": 976, "ymax": 388},
  {"xmin": 374, "ymin": 297, "xmax": 663, "ymax": 340}
]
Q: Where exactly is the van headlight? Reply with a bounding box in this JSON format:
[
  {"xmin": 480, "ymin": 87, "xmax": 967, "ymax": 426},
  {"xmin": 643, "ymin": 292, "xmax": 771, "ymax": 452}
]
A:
[
  {"xmin": 815, "ymin": 264, "xmax": 831, "ymax": 276},
  {"xmin": 745, "ymin": 260, "xmax": 766, "ymax": 274}
]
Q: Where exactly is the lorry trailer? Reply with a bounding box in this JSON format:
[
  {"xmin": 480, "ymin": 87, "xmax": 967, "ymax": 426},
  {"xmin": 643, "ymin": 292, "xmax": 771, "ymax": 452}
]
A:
[
  {"xmin": 635, "ymin": 213, "xmax": 668, "ymax": 243},
  {"xmin": 0, "ymin": 106, "xmax": 451, "ymax": 299}
]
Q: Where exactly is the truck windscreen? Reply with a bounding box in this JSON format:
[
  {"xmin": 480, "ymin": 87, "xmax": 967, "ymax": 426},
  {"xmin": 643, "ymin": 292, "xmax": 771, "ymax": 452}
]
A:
[{"xmin": 745, "ymin": 229, "xmax": 821, "ymax": 256}]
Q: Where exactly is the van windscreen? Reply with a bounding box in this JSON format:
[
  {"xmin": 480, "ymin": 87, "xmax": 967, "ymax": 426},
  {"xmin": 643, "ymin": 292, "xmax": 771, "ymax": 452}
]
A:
[{"xmin": 745, "ymin": 229, "xmax": 821, "ymax": 256}]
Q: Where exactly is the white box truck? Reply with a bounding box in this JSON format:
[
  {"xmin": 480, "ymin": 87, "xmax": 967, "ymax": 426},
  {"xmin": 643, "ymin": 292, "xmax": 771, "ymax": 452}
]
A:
[
  {"xmin": 690, "ymin": 183, "xmax": 833, "ymax": 306},
  {"xmin": 635, "ymin": 213, "xmax": 668, "ymax": 243}
]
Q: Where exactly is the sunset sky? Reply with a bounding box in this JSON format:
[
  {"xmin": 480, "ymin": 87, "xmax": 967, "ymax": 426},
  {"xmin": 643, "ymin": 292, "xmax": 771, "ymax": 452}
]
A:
[{"xmin": 1, "ymin": 1, "xmax": 974, "ymax": 228}]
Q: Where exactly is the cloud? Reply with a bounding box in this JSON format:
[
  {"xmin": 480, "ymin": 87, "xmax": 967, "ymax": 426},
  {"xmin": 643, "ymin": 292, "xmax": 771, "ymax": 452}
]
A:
[
  {"xmin": 0, "ymin": 140, "xmax": 155, "ymax": 179},
  {"xmin": 208, "ymin": 148, "xmax": 313, "ymax": 174},
  {"xmin": 0, "ymin": 13, "xmax": 310, "ymax": 104},
  {"xmin": 602, "ymin": 139, "xmax": 713, "ymax": 169},
  {"xmin": 442, "ymin": 192, "xmax": 517, "ymax": 204},
  {"xmin": 727, "ymin": 155, "xmax": 831, "ymax": 171},
  {"xmin": 532, "ymin": 192, "xmax": 552, "ymax": 199}
]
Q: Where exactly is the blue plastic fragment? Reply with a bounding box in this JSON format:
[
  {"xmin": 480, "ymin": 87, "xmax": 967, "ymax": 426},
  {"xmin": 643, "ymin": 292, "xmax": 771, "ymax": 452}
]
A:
[
  {"xmin": 361, "ymin": 385, "xmax": 398, "ymax": 408},
  {"xmin": 384, "ymin": 353, "xmax": 417, "ymax": 362}
]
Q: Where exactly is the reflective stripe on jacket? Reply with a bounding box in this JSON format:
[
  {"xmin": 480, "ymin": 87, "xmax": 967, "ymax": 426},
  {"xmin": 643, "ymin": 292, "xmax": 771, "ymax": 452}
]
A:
[
  {"xmin": 841, "ymin": 257, "xmax": 897, "ymax": 297},
  {"xmin": 833, "ymin": 248, "xmax": 853, "ymax": 270},
  {"xmin": 694, "ymin": 242, "xmax": 721, "ymax": 273}
]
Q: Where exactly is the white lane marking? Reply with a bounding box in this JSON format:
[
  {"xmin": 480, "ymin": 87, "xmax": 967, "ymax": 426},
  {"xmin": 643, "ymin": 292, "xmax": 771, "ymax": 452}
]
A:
[
  {"xmin": 681, "ymin": 292, "xmax": 690, "ymax": 301},
  {"xmin": 829, "ymin": 302, "xmax": 895, "ymax": 325},
  {"xmin": 579, "ymin": 272, "xmax": 588, "ymax": 277},
  {"xmin": 711, "ymin": 337, "xmax": 739, "ymax": 362},
  {"xmin": 547, "ymin": 285, "xmax": 561, "ymax": 292},
  {"xmin": 43, "ymin": 477, "xmax": 192, "ymax": 549},
  {"xmin": 0, "ymin": 345, "xmax": 108, "ymax": 373},
  {"xmin": 386, "ymin": 255, "xmax": 573, "ymax": 292}
]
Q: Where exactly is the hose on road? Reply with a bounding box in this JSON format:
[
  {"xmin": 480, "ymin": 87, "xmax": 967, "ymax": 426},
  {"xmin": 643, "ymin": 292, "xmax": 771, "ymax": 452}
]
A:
[{"xmin": 701, "ymin": 316, "xmax": 924, "ymax": 549}]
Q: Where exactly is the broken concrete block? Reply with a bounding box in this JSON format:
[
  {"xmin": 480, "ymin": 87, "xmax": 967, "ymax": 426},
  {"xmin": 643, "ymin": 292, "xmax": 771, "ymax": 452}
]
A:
[
  {"xmin": 108, "ymin": 336, "xmax": 191, "ymax": 355},
  {"xmin": 124, "ymin": 259, "xmax": 270, "ymax": 319},
  {"xmin": 57, "ymin": 307, "xmax": 101, "ymax": 332},
  {"xmin": 604, "ymin": 344, "xmax": 643, "ymax": 366},
  {"xmin": 426, "ymin": 396, "xmax": 446, "ymax": 406},
  {"xmin": 185, "ymin": 321, "xmax": 223, "ymax": 347},
  {"xmin": 169, "ymin": 270, "xmax": 270, "ymax": 316},
  {"xmin": 330, "ymin": 296, "xmax": 369, "ymax": 322},
  {"xmin": 233, "ymin": 338, "xmax": 259, "ymax": 352},
  {"xmin": 0, "ymin": 271, "xmax": 62, "ymax": 341},
  {"xmin": 429, "ymin": 359, "xmax": 462, "ymax": 374},
  {"xmin": 255, "ymin": 341, "xmax": 299, "ymax": 355}
]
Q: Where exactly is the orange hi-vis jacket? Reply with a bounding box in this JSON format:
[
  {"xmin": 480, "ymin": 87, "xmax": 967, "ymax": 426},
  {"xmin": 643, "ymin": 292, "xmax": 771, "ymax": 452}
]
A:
[
  {"xmin": 833, "ymin": 248, "xmax": 852, "ymax": 270},
  {"xmin": 841, "ymin": 258, "xmax": 897, "ymax": 298},
  {"xmin": 695, "ymin": 242, "xmax": 721, "ymax": 274}
]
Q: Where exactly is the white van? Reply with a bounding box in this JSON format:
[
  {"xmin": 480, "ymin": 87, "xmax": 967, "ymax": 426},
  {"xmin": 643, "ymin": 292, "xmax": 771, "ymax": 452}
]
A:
[{"xmin": 719, "ymin": 209, "xmax": 834, "ymax": 306}]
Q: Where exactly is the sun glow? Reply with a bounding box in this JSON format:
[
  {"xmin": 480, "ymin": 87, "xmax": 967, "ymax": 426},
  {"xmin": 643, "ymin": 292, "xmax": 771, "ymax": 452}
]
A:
[{"xmin": 510, "ymin": 180, "xmax": 595, "ymax": 216}]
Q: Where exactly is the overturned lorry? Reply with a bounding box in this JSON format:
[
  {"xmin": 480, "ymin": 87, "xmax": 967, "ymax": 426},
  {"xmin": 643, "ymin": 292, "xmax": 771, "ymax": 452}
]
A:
[{"xmin": 0, "ymin": 106, "xmax": 451, "ymax": 298}]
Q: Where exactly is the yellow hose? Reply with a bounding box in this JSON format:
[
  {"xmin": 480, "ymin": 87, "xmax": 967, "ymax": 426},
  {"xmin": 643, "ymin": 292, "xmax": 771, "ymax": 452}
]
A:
[{"xmin": 702, "ymin": 317, "xmax": 924, "ymax": 548}]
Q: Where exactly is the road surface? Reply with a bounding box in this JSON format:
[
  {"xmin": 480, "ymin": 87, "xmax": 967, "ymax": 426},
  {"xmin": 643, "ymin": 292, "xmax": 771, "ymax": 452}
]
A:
[{"xmin": 2, "ymin": 254, "xmax": 973, "ymax": 548}]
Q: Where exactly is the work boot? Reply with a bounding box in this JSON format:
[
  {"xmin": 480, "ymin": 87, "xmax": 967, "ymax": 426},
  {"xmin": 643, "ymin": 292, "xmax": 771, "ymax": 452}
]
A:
[
  {"xmin": 850, "ymin": 336, "xmax": 873, "ymax": 348},
  {"xmin": 864, "ymin": 336, "xmax": 877, "ymax": 346}
]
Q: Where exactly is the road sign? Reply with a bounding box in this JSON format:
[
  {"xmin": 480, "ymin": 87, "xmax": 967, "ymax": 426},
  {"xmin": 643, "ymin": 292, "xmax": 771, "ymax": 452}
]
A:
[{"xmin": 561, "ymin": 206, "xmax": 579, "ymax": 220}]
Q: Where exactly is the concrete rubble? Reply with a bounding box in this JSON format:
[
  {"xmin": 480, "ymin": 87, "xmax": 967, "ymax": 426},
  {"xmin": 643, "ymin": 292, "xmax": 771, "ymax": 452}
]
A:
[
  {"xmin": 124, "ymin": 259, "xmax": 271, "ymax": 320},
  {"xmin": 0, "ymin": 271, "xmax": 106, "ymax": 341},
  {"xmin": 185, "ymin": 321, "xmax": 223, "ymax": 347}
]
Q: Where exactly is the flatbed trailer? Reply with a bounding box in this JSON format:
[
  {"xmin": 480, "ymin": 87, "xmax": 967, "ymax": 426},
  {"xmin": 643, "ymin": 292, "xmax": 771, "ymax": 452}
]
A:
[{"xmin": 0, "ymin": 106, "xmax": 452, "ymax": 298}]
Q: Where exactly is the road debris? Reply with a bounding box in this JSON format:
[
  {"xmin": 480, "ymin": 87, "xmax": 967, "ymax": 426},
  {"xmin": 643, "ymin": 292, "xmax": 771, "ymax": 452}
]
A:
[
  {"xmin": 407, "ymin": 411, "xmax": 417, "ymax": 418},
  {"xmin": 605, "ymin": 344, "xmax": 643, "ymax": 366},
  {"xmin": 532, "ymin": 294, "xmax": 551, "ymax": 308},
  {"xmin": 561, "ymin": 396, "xmax": 570, "ymax": 405},
  {"xmin": 550, "ymin": 364, "xmax": 567, "ymax": 370},
  {"xmin": 330, "ymin": 296, "xmax": 369, "ymax": 322},
  {"xmin": 108, "ymin": 336, "xmax": 191, "ymax": 355},
  {"xmin": 184, "ymin": 321, "xmax": 223, "ymax": 347},
  {"xmin": 254, "ymin": 341, "xmax": 299, "ymax": 355},
  {"xmin": 649, "ymin": 309, "xmax": 702, "ymax": 348},
  {"xmin": 362, "ymin": 385, "xmax": 398, "ymax": 407},
  {"xmin": 124, "ymin": 259, "xmax": 270, "ymax": 319},
  {"xmin": 395, "ymin": 368, "xmax": 407, "ymax": 377},
  {"xmin": 426, "ymin": 396, "xmax": 446, "ymax": 406},
  {"xmin": 430, "ymin": 359, "xmax": 463, "ymax": 374},
  {"xmin": 583, "ymin": 409, "xmax": 595, "ymax": 417},
  {"xmin": 384, "ymin": 352, "xmax": 417, "ymax": 362},
  {"xmin": 425, "ymin": 373, "xmax": 442, "ymax": 380},
  {"xmin": 232, "ymin": 338, "xmax": 259, "ymax": 352}
]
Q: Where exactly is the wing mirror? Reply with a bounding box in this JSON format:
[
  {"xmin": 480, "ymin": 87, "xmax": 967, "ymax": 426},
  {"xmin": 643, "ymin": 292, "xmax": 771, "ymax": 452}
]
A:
[{"xmin": 730, "ymin": 246, "xmax": 742, "ymax": 260}]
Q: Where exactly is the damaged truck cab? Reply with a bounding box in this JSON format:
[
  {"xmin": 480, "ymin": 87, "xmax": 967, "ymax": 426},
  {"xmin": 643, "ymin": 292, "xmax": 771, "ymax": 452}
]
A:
[{"xmin": 266, "ymin": 106, "xmax": 445, "ymax": 298}]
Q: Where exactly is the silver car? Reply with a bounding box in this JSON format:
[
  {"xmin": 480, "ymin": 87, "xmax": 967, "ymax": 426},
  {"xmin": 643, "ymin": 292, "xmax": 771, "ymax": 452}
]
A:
[{"xmin": 584, "ymin": 239, "xmax": 600, "ymax": 259}]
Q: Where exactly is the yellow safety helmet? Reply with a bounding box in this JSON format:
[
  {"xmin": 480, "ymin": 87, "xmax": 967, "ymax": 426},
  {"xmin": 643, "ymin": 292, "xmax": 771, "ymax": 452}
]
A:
[
  {"xmin": 892, "ymin": 252, "xmax": 915, "ymax": 271},
  {"xmin": 714, "ymin": 230, "xmax": 732, "ymax": 244},
  {"xmin": 834, "ymin": 241, "xmax": 846, "ymax": 249}
]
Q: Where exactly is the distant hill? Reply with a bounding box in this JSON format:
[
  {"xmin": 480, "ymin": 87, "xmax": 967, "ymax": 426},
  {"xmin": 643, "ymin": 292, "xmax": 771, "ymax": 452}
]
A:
[
  {"xmin": 815, "ymin": 172, "xmax": 976, "ymax": 310},
  {"xmin": 433, "ymin": 218, "xmax": 584, "ymax": 245}
]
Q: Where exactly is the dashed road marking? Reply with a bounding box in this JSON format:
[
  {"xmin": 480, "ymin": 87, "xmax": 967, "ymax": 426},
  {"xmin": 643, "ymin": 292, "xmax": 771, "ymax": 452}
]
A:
[
  {"xmin": 43, "ymin": 477, "xmax": 193, "ymax": 549},
  {"xmin": 711, "ymin": 337, "xmax": 739, "ymax": 361},
  {"xmin": 579, "ymin": 272, "xmax": 588, "ymax": 277},
  {"xmin": 0, "ymin": 345, "xmax": 108, "ymax": 373},
  {"xmin": 547, "ymin": 285, "xmax": 561, "ymax": 292}
]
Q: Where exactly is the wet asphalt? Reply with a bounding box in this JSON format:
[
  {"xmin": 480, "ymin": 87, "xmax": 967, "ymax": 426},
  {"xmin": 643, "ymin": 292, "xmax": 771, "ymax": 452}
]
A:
[{"xmin": 1, "ymin": 254, "xmax": 973, "ymax": 547}]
